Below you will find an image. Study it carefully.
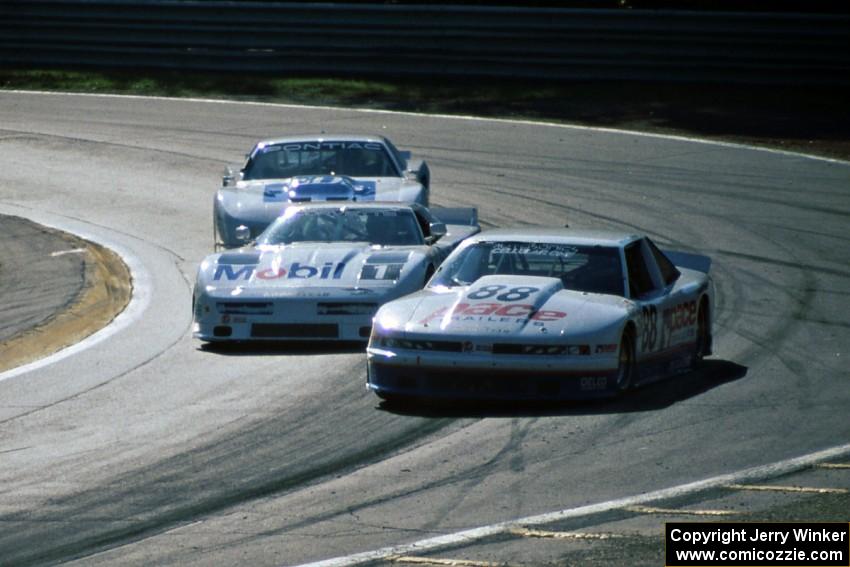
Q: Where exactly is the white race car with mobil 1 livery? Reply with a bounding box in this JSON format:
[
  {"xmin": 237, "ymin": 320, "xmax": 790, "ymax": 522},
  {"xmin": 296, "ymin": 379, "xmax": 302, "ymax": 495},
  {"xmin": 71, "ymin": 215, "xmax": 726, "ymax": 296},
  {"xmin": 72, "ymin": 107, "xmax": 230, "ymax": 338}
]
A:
[
  {"xmin": 194, "ymin": 203, "xmax": 478, "ymax": 342},
  {"xmin": 367, "ymin": 229, "xmax": 714, "ymax": 401},
  {"xmin": 214, "ymin": 135, "xmax": 430, "ymax": 248}
]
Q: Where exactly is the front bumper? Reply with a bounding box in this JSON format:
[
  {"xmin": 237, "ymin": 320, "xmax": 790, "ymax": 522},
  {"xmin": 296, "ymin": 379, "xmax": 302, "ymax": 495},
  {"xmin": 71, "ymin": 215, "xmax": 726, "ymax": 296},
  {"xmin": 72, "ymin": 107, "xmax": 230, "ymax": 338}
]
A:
[
  {"xmin": 194, "ymin": 297, "xmax": 378, "ymax": 342},
  {"xmin": 366, "ymin": 347, "xmax": 620, "ymax": 400}
]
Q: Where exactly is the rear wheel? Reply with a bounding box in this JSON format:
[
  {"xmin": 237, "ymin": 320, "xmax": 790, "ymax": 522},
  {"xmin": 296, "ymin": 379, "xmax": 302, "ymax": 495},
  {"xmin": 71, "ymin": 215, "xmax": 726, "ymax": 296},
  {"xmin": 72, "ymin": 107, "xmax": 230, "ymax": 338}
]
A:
[{"xmin": 615, "ymin": 330, "xmax": 636, "ymax": 393}]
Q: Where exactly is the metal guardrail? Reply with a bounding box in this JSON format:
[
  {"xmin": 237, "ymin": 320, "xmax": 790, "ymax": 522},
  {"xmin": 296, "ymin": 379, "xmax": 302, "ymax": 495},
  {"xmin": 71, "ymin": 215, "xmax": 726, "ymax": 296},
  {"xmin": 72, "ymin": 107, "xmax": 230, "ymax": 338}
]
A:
[{"xmin": 1, "ymin": 0, "xmax": 848, "ymax": 84}]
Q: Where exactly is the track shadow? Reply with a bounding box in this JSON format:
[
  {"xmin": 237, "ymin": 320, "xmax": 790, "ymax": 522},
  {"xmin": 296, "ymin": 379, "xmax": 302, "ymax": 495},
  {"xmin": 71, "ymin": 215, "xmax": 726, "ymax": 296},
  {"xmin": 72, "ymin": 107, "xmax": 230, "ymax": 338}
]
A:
[
  {"xmin": 198, "ymin": 340, "xmax": 365, "ymax": 356},
  {"xmin": 378, "ymin": 359, "xmax": 747, "ymax": 418}
]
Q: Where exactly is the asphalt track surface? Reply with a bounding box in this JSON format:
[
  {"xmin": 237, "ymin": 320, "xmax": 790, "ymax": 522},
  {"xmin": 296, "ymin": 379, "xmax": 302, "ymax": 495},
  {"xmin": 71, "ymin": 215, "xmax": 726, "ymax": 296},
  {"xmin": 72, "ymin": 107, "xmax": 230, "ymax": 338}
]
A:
[
  {"xmin": 0, "ymin": 216, "xmax": 86, "ymax": 344},
  {"xmin": 0, "ymin": 91, "xmax": 848, "ymax": 566}
]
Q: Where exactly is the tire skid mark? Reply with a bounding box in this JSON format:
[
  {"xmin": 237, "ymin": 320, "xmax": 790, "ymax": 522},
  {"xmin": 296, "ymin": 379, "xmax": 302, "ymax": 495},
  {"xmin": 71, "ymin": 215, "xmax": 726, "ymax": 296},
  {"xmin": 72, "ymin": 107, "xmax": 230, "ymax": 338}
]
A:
[
  {"xmin": 0, "ymin": 128, "xmax": 226, "ymax": 166},
  {"xmin": 0, "ymin": 405, "xmax": 459, "ymax": 566},
  {"xmin": 420, "ymin": 418, "xmax": 540, "ymax": 532}
]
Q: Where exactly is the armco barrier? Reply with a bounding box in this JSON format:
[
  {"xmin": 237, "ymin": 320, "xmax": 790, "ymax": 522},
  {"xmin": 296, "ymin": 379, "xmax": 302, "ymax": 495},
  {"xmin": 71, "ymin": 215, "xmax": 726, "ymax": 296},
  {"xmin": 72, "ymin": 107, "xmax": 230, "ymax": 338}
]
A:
[{"xmin": 0, "ymin": 0, "xmax": 848, "ymax": 84}]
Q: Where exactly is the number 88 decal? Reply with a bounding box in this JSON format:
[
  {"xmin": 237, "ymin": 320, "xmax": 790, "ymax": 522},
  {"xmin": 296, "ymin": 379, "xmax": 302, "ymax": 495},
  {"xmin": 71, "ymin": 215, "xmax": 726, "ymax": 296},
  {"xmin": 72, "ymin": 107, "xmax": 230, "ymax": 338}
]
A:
[
  {"xmin": 641, "ymin": 305, "xmax": 658, "ymax": 352},
  {"xmin": 468, "ymin": 285, "xmax": 540, "ymax": 302}
]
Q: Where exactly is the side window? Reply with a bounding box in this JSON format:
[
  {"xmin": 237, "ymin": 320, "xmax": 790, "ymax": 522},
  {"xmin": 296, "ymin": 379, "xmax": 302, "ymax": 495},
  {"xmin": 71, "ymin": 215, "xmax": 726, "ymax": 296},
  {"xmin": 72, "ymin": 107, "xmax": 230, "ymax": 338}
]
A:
[
  {"xmin": 625, "ymin": 242, "xmax": 657, "ymax": 298},
  {"xmin": 381, "ymin": 139, "xmax": 405, "ymax": 174},
  {"xmin": 413, "ymin": 209, "xmax": 431, "ymax": 238},
  {"xmin": 647, "ymin": 238, "xmax": 680, "ymax": 286}
]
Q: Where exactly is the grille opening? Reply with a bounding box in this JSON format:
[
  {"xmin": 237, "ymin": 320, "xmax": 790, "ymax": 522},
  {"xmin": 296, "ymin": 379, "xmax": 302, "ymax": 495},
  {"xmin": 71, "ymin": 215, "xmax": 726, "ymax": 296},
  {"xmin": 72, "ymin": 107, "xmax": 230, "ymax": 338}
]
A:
[
  {"xmin": 317, "ymin": 302, "xmax": 378, "ymax": 316},
  {"xmin": 379, "ymin": 338, "xmax": 463, "ymax": 352},
  {"xmin": 493, "ymin": 344, "xmax": 590, "ymax": 356},
  {"xmin": 251, "ymin": 323, "xmax": 338, "ymax": 338},
  {"xmin": 216, "ymin": 301, "xmax": 273, "ymax": 315},
  {"xmin": 213, "ymin": 326, "xmax": 232, "ymax": 337}
]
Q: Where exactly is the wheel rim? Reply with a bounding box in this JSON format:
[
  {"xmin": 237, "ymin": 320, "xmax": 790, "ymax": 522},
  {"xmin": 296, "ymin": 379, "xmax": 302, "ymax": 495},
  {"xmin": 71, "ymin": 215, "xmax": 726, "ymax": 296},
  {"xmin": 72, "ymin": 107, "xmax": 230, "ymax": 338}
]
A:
[{"xmin": 695, "ymin": 304, "xmax": 708, "ymax": 360}]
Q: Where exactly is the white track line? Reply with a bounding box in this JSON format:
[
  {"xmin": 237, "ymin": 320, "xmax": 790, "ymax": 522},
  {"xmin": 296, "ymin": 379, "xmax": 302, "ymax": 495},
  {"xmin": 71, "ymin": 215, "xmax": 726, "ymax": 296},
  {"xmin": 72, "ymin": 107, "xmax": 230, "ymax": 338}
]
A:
[
  {"xmin": 293, "ymin": 443, "xmax": 850, "ymax": 567},
  {"xmin": 4, "ymin": 89, "xmax": 849, "ymax": 167}
]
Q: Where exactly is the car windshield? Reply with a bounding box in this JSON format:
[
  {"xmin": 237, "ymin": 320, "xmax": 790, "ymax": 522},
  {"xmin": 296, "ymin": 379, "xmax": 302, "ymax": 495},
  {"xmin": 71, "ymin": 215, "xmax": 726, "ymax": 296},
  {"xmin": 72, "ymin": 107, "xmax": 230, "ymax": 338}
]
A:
[
  {"xmin": 431, "ymin": 241, "xmax": 625, "ymax": 296},
  {"xmin": 242, "ymin": 142, "xmax": 399, "ymax": 180},
  {"xmin": 257, "ymin": 208, "xmax": 424, "ymax": 247}
]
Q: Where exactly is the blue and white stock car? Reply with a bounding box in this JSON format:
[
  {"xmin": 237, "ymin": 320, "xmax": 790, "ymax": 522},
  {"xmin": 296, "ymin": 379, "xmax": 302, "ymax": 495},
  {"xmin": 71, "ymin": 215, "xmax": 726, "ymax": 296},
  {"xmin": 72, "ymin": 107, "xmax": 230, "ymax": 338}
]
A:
[
  {"xmin": 194, "ymin": 203, "xmax": 478, "ymax": 343},
  {"xmin": 367, "ymin": 229, "xmax": 714, "ymax": 401},
  {"xmin": 214, "ymin": 135, "xmax": 430, "ymax": 248}
]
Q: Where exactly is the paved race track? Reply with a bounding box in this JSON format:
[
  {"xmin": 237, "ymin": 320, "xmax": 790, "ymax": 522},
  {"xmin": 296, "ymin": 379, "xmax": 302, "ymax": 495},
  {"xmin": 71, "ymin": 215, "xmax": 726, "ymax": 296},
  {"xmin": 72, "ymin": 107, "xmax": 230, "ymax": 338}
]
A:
[{"xmin": 0, "ymin": 91, "xmax": 848, "ymax": 566}]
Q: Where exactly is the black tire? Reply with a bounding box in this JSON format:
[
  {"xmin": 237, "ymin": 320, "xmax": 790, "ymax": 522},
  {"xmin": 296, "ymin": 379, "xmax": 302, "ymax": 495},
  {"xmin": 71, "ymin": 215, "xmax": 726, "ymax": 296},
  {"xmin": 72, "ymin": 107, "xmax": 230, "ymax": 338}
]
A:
[
  {"xmin": 692, "ymin": 300, "xmax": 710, "ymax": 368},
  {"xmin": 615, "ymin": 330, "xmax": 636, "ymax": 393}
]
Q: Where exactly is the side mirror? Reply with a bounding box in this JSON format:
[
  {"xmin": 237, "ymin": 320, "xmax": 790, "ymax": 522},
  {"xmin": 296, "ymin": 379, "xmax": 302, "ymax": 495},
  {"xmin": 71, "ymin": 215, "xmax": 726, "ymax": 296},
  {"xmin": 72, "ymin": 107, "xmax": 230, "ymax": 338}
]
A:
[
  {"xmin": 234, "ymin": 225, "xmax": 252, "ymax": 244},
  {"xmin": 222, "ymin": 165, "xmax": 242, "ymax": 187},
  {"xmin": 429, "ymin": 222, "xmax": 447, "ymax": 239}
]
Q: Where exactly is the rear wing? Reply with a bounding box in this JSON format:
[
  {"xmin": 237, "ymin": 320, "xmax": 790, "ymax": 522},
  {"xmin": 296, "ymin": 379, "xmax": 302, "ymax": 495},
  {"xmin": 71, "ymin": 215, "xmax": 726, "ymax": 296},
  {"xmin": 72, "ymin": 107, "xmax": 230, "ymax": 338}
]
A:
[
  {"xmin": 431, "ymin": 207, "xmax": 478, "ymax": 227},
  {"xmin": 664, "ymin": 250, "xmax": 712, "ymax": 274}
]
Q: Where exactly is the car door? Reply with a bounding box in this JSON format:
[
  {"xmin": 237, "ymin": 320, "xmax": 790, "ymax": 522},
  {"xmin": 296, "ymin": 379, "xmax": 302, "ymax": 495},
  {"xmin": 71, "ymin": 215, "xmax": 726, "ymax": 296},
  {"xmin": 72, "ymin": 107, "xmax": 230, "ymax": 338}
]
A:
[
  {"xmin": 647, "ymin": 238, "xmax": 701, "ymax": 356},
  {"xmin": 625, "ymin": 239, "xmax": 677, "ymax": 363}
]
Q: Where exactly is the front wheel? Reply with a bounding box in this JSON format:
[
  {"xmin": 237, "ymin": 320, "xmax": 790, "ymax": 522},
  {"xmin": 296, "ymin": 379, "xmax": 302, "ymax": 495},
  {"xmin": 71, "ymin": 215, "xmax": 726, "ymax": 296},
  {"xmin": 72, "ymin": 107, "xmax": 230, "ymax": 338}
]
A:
[
  {"xmin": 615, "ymin": 330, "xmax": 636, "ymax": 393},
  {"xmin": 692, "ymin": 300, "xmax": 710, "ymax": 368}
]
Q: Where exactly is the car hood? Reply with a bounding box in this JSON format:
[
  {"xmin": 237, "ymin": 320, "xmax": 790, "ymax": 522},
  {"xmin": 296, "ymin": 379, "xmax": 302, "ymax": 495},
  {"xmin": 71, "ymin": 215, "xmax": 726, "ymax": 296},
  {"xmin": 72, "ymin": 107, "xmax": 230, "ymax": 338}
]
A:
[
  {"xmin": 220, "ymin": 176, "xmax": 420, "ymax": 225},
  {"xmin": 197, "ymin": 243, "xmax": 426, "ymax": 295},
  {"xmin": 377, "ymin": 275, "xmax": 629, "ymax": 339}
]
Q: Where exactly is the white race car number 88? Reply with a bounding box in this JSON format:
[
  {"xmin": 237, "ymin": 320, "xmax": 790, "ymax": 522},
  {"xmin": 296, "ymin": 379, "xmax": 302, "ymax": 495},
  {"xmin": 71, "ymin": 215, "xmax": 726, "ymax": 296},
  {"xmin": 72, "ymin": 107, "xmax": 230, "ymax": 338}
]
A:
[{"xmin": 467, "ymin": 285, "xmax": 540, "ymax": 302}]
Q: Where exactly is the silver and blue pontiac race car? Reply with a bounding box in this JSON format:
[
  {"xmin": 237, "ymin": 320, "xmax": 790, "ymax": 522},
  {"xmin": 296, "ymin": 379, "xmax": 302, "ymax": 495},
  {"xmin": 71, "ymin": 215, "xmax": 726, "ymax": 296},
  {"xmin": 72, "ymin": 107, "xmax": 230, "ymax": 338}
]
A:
[
  {"xmin": 194, "ymin": 202, "xmax": 478, "ymax": 343},
  {"xmin": 214, "ymin": 135, "xmax": 430, "ymax": 248},
  {"xmin": 367, "ymin": 229, "xmax": 714, "ymax": 401}
]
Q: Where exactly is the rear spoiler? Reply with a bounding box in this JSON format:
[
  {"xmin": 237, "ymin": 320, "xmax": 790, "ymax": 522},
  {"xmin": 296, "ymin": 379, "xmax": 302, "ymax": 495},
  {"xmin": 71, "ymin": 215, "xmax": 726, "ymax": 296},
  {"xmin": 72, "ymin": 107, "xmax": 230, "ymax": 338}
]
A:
[
  {"xmin": 664, "ymin": 250, "xmax": 712, "ymax": 274},
  {"xmin": 432, "ymin": 207, "xmax": 478, "ymax": 227}
]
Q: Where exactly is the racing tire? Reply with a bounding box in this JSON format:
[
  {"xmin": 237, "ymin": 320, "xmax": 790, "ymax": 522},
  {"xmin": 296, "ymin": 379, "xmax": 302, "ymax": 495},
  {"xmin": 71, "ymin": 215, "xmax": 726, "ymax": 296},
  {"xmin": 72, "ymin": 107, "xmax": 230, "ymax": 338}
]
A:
[
  {"xmin": 692, "ymin": 300, "xmax": 710, "ymax": 368},
  {"xmin": 615, "ymin": 330, "xmax": 636, "ymax": 393}
]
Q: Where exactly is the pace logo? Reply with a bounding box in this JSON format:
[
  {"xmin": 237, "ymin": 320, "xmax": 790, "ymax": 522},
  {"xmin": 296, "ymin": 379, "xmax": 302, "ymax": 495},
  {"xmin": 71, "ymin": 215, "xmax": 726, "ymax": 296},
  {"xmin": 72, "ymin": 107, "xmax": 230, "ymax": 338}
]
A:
[
  {"xmin": 214, "ymin": 261, "xmax": 346, "ymax": 281},
  {"xmin": 419, "ymin": 303, "xmax": 566, "ymax": 325}
]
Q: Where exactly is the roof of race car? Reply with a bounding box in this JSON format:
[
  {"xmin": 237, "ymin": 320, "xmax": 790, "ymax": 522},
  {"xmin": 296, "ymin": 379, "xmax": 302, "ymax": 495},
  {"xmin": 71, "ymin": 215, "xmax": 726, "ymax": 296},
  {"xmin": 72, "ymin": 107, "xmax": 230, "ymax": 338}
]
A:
[
  {"xmin": 280, "ymin": 201, "xmax": 420, "ymax": 212},
  {"xmin": 467, "ymin": 228, "xmax": 641, "ymax": 248},
  {"xmin": 254, "ymin": 134, "xmax": 389, "ymax": 147}
]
